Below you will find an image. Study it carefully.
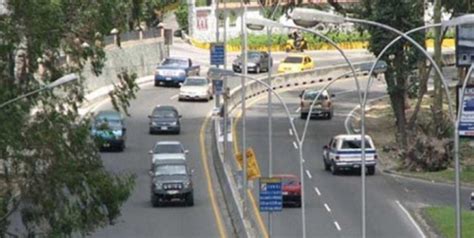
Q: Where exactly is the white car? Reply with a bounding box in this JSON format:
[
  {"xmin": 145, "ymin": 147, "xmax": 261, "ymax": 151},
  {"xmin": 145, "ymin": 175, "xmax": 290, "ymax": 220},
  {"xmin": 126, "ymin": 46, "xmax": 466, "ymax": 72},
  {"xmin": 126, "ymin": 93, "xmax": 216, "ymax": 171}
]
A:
[
  {"xmin": 322, "ymin": 134, "xmax": 378, "ymax": 175},
  {"xmin": 178, "ymin": 76, "xmax": 213, "ymax": 101},
  {"xmin": 149, "ymin": 141, "xmax": 188, "ymax": 167}
]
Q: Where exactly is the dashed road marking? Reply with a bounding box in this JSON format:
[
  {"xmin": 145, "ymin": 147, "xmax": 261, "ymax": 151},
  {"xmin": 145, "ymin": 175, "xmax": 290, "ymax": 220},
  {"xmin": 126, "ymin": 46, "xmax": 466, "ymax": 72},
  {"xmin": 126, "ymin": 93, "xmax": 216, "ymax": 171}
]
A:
[
  {"xmin": 334, "ymin": 221, "xmax": 341, "ymax": 231},
  {"xmin": 293, "ymin": 141, "xmax": 298, "ymax": 149},
  {"xmin": 305, "ymin": 170, "xmax": 312, "ymax": 179},
  {"xmin": 170, "ymin": 94, "xmax": 179, "ymax": 100},
  {"xmin": 296, "ymin": 107, "xmax": 301, "ymax": 113},
  {"xmin": 324, "ymin": 203, "xmax": 332, "ymax": 213},
  {"xmin": 289, "ymin": 129, "xmax": 293, "ymax": 136},
  {"xmin": 314, "ymin": 187, "xmax": 321, "ymax": 196}
]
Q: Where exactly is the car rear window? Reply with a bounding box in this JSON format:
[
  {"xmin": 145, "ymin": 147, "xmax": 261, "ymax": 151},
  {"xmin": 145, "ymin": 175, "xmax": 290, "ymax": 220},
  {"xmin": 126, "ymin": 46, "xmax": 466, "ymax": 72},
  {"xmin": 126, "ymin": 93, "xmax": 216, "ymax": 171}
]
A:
[
  {"xmin": 184, "ymin": 78, "xmax": 207, "ymax": 86},
  {"xmin": 341, "ymin": 139, "xmax": 373, "ymax": 149},
  {"xmin": 303, "ymin": 91, "xmax": 324, "ymax": 101},
  {"xmin": 161, "ymin": 58, "xmax": 188, "ymax": 67},
  {"xmin": 283, "ymin": 57, "xmax": 303, "ymax": 63},
  {"xmin": 152, "ymin": 109, "xmax": 177, "ymax": 118},
  {"xmin": 280, "ymin": 177, "xmax": 298, "ymax": 185},
  {"xmin": 154, "ymin": 144, "xmax": 183, "ymax": 154}
]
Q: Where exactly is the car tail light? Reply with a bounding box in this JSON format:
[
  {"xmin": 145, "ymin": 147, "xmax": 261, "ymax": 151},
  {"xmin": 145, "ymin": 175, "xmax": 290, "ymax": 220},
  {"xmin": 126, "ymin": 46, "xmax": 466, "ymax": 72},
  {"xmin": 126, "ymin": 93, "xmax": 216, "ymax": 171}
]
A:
[{"xmin": 335, "ymin": 156, "xmax": 340, "ymax": 160}]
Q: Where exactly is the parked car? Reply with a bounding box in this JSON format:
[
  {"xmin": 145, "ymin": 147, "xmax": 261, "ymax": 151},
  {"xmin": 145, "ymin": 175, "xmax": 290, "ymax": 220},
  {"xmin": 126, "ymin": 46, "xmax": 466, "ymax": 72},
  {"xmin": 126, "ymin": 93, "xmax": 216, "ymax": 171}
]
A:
[
  {"xmin": 277, "ymin": 54, "xmax": 314, "ymax": 74},
  {"xmin": 91, "ymin": 110, "xmax": 126, "ymax": 151},
  {"xmin": 149, "ymin": 141, "xmax": 188, "ymax": 168},
  {"xmin": 148, "ymin": 105, "xmax": 181, "ymax": 134},
  {"xmin": 274, "ymin": 174, "xmax": 301, "ymax": 207},
  {"xmin": 150, "ymin": 159, "xmax": 194, "ymax": 207},
  {"xmin": 232, "ymin": 51, "xmax": 272, "ymax": 74},
  {"xmin": 322, "ymin": 134, "xmax": 378, "ymax": 175},
  {"xmin": 299, "ymin": 89, "xmax": 334, "ymax": 119},
  {"xmin": 155, "ymin": 57, "xmax": 200, "ymax": 87},
  {"xmin": 178, "ymin": 76, "xmax": 213, "ymax": 101}
]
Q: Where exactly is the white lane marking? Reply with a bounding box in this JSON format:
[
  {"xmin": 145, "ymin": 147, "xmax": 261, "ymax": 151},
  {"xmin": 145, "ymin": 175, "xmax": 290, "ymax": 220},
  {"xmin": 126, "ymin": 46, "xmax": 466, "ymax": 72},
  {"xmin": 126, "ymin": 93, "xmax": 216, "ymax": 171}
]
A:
[
  {"xmin": 305, "ymin": 170, "xmax": 312, "ymax": 179},
  {"xmin": 296, "ymin": 107, "xmax": 301, "ymax": 113},
  {"xmin": 395, "ymin": 200, "xmax": 426, "ymax": 238},
  {"xmin": 291, "ymin": 117, "xmax": 295, "ymax": 122},
  {"xmin": 170, "ymin": 94, "xmax": 179, "ymax": 100},
  {"xmin": 324, "ymin": 203, "xmax": 332, "ymax": 212},
  {"xmin": 336, "ymin": 89, "xmax": 354, "ymax": 96},
  {"xmin": 293, "ymin": 141, "xmax": 298, "ymax": 149},
  {"xmin": 334, "ymin": 221, "xmax": 341, "ymax": 231},
  {"xmin": 314, "ymin": 187, "xmax": 321, "ymax": 196},
  {"xmin": 289, "ymin": 129, "xmax": 293, "ymax": 136}
]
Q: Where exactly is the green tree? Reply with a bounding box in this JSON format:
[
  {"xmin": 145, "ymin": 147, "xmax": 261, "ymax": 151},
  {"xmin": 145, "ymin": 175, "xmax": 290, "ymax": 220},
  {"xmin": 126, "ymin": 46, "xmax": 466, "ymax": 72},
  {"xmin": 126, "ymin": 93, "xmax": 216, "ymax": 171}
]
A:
[
  {"xmin": 175, "ymin": 5, "xmax": 189, "ymax": 32},
  {"xmin": 0, "ymin": 0, "xmax": 138, "ymax": 236}
]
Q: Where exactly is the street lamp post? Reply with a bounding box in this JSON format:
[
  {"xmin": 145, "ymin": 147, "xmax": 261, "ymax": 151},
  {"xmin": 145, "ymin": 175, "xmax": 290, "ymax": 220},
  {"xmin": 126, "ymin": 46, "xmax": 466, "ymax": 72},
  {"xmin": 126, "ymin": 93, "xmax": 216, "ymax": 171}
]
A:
[
  {"xmin": 290, "ymin": 7, "xmax": 474, "ymax": 238},
  {"xmin": 240, "ymin": 1, "xmax": 249, "ymax": 214},
  {"xmin": 0, "ymin": 74, "xmax": 79, "ymax": 109}
]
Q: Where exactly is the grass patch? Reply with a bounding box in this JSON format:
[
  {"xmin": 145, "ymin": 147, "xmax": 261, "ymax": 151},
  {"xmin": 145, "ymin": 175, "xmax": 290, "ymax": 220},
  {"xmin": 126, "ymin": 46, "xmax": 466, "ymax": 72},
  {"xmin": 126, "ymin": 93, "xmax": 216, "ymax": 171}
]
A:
[{"xmin": 423, "ymin": 206, "xmax": 474, "ymax": 238}]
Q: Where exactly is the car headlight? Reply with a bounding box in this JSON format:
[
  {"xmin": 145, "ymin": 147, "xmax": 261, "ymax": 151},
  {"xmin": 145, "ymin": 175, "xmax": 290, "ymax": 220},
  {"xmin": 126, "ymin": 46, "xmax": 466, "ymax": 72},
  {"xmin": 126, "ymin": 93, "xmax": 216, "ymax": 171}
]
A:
[
  {"xmin": 177, "ymin": 70, "xmax": 186, "ymax": 77},
  {"xmin": 183, "ymin": 180, "xmax": 191, "ymax": 188},
  {"xmin": 156, "ymin": 70, "xmax": 164, "ymax": 75},
  {"xmin": 154, "ymin": 182, "xmax": 164, "ymax": 189},
  {"xmin": 169, "ymin": 121, "xmax": 177, "ymax": 126},
  {"xmin": 151, "ymin": 121, "xmax": 157, "ymax": 126}
]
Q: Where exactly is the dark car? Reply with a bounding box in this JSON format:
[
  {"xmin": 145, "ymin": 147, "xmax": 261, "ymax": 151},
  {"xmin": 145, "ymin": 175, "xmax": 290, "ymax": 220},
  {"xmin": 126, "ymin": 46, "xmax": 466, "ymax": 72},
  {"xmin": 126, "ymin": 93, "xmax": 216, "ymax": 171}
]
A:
[
  {"xmin": 232, "ymin": 51, "xmax": 272, "ymax": 74},
  {"xmin": 91, "ymin": 110, "xmax": 126, "ymax": 151},
  {"xmin": 148, "ymin": 105, "xmax": 181, "ymax": 134},
  {"xmin": 149, "ymin": 159, "xmax": 194, "ymax": 207},
  {"xmin": 274, "ymin": 174, "xmax": 301, "ymax": 207}
]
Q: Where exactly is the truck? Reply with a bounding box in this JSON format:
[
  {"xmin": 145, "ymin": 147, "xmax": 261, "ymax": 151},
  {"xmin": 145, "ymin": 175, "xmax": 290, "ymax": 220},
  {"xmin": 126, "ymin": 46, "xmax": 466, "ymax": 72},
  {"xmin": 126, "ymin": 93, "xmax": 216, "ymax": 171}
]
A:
[
  {"xmin": 154, "ymin": 57, "xmax": 200, "ymax": 87},
  {"xmin": 322, "ymin": 134, "xmax": 378, "ymax": 175}
]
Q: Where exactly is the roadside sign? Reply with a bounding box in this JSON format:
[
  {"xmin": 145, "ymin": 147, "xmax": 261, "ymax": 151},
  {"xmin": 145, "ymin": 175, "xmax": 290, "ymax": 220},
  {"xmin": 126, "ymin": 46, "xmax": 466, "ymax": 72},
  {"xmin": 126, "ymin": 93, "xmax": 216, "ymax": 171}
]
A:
[
  {"xmin": 259, "ymin": 177, "xmax": 282, "ymax": 212},
  {"xmin": 235, "ymin": 147, "xmax": 261, "ymax": 180},
  {"xmin": 456, "ymin": 24, "xmax": 474, "ymax": 67},
  {"xmin": 213, "ymin": 79, "xmax": 224, "ymax": 95},
  {"xmin": 457, "ymin": 85, "xmax": 474, "ymax": 136},
  {"xmin": 210, "ymin": 43, "xmax": 225, "ymax": 66}
]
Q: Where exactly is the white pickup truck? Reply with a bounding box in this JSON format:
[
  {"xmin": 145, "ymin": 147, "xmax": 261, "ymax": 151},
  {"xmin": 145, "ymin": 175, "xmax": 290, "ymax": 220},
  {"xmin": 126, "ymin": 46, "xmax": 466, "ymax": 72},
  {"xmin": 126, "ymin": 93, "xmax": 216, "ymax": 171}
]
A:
[{"xmin": 322, "ymin": 134, "xmax": 378, "ymax": 175}]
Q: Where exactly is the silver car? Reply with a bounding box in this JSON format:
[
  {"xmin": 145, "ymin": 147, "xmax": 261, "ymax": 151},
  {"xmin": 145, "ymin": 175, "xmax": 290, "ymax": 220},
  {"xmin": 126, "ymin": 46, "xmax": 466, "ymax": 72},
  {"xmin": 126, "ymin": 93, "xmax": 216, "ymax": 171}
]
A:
[
  {"xmin": 149, "ymin": 141, "xmax": 188, "ymax": 167},
  {"xmin": 178, "ymin": 76, "xmax": 213, "ymax": 101}
]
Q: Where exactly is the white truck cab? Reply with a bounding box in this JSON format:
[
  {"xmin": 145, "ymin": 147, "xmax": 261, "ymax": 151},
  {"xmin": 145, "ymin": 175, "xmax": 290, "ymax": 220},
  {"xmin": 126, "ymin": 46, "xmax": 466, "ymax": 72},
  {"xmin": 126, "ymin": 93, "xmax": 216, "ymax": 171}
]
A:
[{"xmin": 322, "ymin": 134, "xmax": 377, "ymax": 175}]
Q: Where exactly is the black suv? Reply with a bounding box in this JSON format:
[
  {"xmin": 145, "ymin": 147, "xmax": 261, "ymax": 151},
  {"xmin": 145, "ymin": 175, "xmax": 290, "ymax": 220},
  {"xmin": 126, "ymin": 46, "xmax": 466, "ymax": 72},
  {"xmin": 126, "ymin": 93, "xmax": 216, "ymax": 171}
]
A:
[
  {"xmin": 148, "ymin": 105, "xmax": 181, "ymax": 134},
  {"xmin": 150, "ymin": 159, "xmax": 194, "ymax": 207}
]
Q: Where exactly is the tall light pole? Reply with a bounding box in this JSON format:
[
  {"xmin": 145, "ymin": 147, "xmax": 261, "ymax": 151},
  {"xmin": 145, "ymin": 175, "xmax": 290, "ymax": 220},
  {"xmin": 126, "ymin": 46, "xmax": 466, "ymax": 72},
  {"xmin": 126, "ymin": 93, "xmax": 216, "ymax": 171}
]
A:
[
  {"xmin": 291, "ymin": 7, "xmax": 474, "ymax": 238},
  {"xmin": 240, "ymin": 0, "xmax": 248, "ymax": 215},
  {"xmin": 0, "ymin": 74, "xmax": 78, "ymax": 109}
]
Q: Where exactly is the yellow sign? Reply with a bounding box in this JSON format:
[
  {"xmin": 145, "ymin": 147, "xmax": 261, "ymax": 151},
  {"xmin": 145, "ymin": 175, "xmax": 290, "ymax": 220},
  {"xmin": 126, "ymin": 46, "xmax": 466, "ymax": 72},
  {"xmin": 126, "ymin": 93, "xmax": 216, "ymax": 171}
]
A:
[{"xmin": 235, "ymin": 147, "xmax": 261, "ymax": 180}]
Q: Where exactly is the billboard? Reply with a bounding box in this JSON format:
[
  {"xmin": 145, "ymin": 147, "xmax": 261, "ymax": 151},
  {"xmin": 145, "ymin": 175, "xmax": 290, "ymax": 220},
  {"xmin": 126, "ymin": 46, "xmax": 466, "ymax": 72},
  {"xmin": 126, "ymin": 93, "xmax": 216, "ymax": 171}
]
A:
[
  {"xmin": 457, "ymin": 85, "xmax": 474, "ymax": 136},
  {"xmin": 456, "ymin": 24, "xmax": 474, "ymax": 67}
]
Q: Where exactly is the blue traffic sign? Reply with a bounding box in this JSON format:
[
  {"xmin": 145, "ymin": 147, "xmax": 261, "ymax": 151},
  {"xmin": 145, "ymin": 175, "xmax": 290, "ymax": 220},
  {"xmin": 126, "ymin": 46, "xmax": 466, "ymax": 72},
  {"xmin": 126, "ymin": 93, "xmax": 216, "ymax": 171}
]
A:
[
  {"xmin": 213, "ymin": 79, "xmax": 224, "ymax": 95},
  {"xmin": 210, "ymin": 43, "xmax": 225, "ymax": 66},
  {"xmin": 259, "ymin": 177, "xmax": 282, "ymax": 212}
]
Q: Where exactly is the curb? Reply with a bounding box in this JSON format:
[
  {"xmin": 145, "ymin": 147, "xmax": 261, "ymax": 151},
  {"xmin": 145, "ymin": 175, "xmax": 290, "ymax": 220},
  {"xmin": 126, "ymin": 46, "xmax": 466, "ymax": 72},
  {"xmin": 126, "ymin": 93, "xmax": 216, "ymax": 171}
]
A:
[{"xmin": 382, "ymin": 169, "xmax": 474, "ymax": 190}]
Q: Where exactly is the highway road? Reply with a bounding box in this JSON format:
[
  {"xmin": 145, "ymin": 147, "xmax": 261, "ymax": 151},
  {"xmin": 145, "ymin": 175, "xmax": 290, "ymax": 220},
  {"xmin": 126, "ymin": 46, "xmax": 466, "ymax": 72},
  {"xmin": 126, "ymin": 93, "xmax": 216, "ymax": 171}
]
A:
[{"xmin": 89, "ymin": 40, "xmax": 379, "ymax": 238}]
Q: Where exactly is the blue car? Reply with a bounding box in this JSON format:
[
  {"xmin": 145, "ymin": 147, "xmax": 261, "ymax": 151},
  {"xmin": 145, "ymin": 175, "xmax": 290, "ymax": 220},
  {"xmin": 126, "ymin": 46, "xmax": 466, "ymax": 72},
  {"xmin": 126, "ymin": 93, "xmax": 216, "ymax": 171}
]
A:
[
  {"xmin": 91, "ymin": 110, "xmax": 126, "ymax": 151},
  {"xmin": 155, "ymin": 57, "xmax": 200, "ymax": 87}
]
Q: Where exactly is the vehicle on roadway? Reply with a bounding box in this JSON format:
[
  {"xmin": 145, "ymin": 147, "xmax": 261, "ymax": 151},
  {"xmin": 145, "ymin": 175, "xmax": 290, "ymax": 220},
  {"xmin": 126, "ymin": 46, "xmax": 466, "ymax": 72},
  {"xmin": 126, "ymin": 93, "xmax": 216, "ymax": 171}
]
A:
[
  {"xmin": 299, "ymin": 89, "xmax": 334, "ymax": 119},
  {"xmin": 274, "ymin": 174, "xmax": 302, "ymax": 207},
  {"xmin": 155, "ymin": 57, "xmax": 200, "ymax": 87},
  {"xmin": 322, "ymin": 134, "xmax": 378, "ymax": 175},
  {"xmin": 277, "ymin": 54, "xmax": 314, "ymax": 74},
  {"xmin": 471, "ymin": 192, "xmax": 474, "ymax": 210},
  {"xmin": 178, "ymin": 76, "xmax": 213, "ymax": 101},
  {"xmin": 148, "ymin": 105, "xmax": 181, "ymax": 134},
  {"xmin": 91, "ymin": 110, "xmax": 126, "ymax": 151},
  {"xmin": 232, "ymin": 51, "xmax": 272, "ymax": 74},
  {"xmin": 149, "ymin": 141, "xmax": 188, "ymax": 168},
  {"xmin": 150, "ymin": 159, "xmax": 194, "ymax": 207}
]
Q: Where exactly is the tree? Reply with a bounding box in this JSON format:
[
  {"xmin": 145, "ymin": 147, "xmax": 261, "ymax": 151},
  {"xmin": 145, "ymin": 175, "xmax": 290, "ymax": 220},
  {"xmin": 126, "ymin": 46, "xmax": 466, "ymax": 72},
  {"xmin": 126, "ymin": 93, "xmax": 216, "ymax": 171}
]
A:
[{"xmin": 0, "ymin": 0, "xmax": 139, "ymax": 236}]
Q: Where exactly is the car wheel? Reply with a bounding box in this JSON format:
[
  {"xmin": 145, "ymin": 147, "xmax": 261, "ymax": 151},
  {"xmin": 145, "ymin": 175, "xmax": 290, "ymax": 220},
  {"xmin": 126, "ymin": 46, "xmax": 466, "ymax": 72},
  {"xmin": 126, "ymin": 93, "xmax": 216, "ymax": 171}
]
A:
[
  {"xmin": 118, "ymin": 141, "xmax": 125, "ymax": 152},
  {"xmin": 151, "ymin": 194, "xmax": 160, "ymax": 207},
  {"xmin": 327, "ymin": 111, "xmax": 333, "ymax": 120},
  {"xmin": 324, "ymin": 159, "xmax": 330, "ymax": 171},
  {"xmin": 296, "ymin": 197, "xmax": 302, "ymax": 207},
  {"xmin": 367, "ymin": 166, "xmax": 375, "ymax": 175},
  {"xmin": 256, "ymin": 65, "xmax": 261, "ymax": 74},
  {"xmin": 300, "ymin": 113, "xmax": 308, "ymax": 120},
  {"xmin": 176, "ymin": 128, "xmax": 181, "ymax": 135},
  {"xmin": 331, "ymin": 161, "xmax": 339, "ymax": 175},
  {"xmin": 186, "ymin": 193, "xmax": 194, "ymax": 206}
]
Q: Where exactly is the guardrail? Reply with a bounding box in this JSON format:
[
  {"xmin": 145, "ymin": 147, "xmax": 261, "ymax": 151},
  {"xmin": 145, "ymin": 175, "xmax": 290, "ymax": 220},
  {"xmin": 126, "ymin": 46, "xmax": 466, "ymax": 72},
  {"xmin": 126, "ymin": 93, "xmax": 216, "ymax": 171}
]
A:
[{"xmin": 212, "ymin": 51, "xmax": 456, "ymax": 237}]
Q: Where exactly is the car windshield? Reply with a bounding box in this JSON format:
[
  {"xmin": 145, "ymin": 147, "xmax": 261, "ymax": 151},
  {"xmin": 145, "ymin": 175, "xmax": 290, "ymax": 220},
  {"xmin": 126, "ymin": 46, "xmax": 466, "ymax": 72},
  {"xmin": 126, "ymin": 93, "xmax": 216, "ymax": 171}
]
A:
[
  {"xmin": 341, "ymin": 139, "xmax": 373, "ymax": 149},
  {"xmin": 283, "ymin": 56, "xmax": 303, "ymax": 63},
  {"xmin": 280, "ymin": 177, "xmax": 298, "ymax": 186},
  {"xmin": 154, "ymin": 144, "xmax": 183, "ymax": 154},
  {"xmin": 152, "ymin": 109, "xmax": 177, "ymax": 118},
  {"xmin": 94, "ymin": 118, "xmax": 122, "ymax": 130},
  {"xmin": 154, "ymin": 164, "xmax": 187, "ymax": 176},
  {"xmin": 161, "ymin": 58, "xmax": 188, "ymax": 67},
  {"xmin": 248, "ymin": 52, "xmax": 261, "ymax": 59},
  {"xmin": 303, "ymin": 91, "xmax": 325, "ymax": 101},
  {"xmin": 183, "ymin": 78, "xmax": 207, "ymax": 86}
]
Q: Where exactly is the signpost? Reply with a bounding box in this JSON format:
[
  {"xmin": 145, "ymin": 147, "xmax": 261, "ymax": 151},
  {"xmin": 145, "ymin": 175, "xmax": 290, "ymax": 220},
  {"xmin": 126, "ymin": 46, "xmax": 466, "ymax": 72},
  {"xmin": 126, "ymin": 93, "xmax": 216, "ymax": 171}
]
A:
[
  {"xmin": 210, "ymin": 43, "xmax": 225, "ymax": 66},
  {"xmin": 259, "ymin": 177, "xmax": 282, "ymax": 212},
  {"xmin": 457, "ymin": 85, "xmax": 474, "ymax": 136},
  {"xmin": 213, "ymin": 79, "xmax": 224, "ymax": 96}
]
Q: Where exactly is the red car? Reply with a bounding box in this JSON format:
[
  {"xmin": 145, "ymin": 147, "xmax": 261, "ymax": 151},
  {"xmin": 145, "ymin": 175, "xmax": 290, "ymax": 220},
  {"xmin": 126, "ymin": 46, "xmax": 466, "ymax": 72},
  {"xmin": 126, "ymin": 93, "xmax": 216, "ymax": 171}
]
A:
[{"xmin": 274, "ymin": 174, "xmax": 301, "ymax": 207}]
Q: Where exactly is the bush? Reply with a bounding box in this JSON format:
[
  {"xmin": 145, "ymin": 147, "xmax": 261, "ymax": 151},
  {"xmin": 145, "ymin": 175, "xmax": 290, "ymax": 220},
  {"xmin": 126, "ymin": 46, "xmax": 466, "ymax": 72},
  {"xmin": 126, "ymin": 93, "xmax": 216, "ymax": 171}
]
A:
[{"xmin": 175, "ymin": 5, "xmax": 188, "ymax": 32}]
